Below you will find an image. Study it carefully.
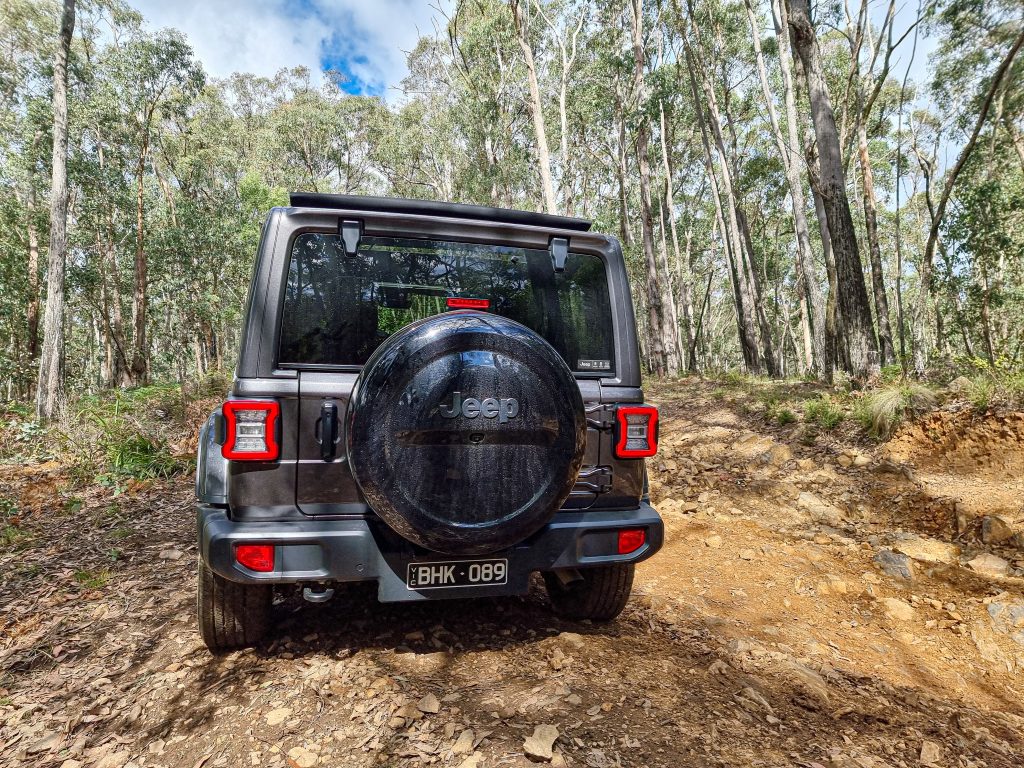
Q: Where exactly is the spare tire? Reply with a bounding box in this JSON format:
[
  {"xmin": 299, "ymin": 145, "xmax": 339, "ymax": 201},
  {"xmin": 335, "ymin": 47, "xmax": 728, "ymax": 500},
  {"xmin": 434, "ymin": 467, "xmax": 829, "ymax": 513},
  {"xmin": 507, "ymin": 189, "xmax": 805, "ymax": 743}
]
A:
[{"xmin": 347, "ymin": 311, "xmax": 586, "ymax": 555}]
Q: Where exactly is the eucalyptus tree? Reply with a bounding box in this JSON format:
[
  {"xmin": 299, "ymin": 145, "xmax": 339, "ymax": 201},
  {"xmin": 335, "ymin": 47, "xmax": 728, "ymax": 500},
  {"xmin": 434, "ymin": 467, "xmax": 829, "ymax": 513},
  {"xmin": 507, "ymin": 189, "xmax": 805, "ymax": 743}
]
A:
[
  {"xmin": 786, "ymin": 0, "xmax": 879, "ymax": 381},
  {"xmin": 35, "ymin": 0, "xmax": 75, "ymax": 420}
]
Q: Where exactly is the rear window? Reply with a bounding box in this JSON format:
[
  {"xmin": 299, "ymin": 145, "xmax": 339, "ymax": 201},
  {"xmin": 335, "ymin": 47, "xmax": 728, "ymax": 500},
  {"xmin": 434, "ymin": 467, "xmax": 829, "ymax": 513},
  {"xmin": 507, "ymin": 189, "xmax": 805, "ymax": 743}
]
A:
[{"xmin": 279, "ymin": 234, "xmax": 614, "ymax": 374}]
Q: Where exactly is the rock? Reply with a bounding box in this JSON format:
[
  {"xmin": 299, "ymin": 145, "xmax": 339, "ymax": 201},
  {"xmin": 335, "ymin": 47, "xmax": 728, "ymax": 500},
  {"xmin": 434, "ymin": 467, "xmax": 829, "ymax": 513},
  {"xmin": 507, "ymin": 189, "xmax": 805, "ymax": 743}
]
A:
[
  {"xmin": 396, "ymin": 703, "xmax": 424, "ymax": 721},
  {"xmin": 894, "ymin": 535, "xmax": 960, "ymax": 565},
  {"xmin": 797, "ymin": 491, "xmax": 845, "ymax": 525},
  {"xmin": 987, "ymin": 600, "xmax": 1024, "ymax": 645},
  {"xmin": 565, "ymin": 694, "xmax": 582, "ymax": 705},
  {"xmin": 158, "ymin": 549, "xmax": 183, "ymax": 560},
  {"xmin": 880, "ymin": 597, "xmax": 916, "ymax": 622},
  {"xmin": 919, "ymin": 740, "xmax": 942, "ymax": 765},
  {"xmin": 981, "ymin": 516, "xmax": 1015, "ymax": 545},
  {"xmin": 704, "ymin": 534, "xmax": 723, "ymax": 549},
  {"xmin": 417, "ymin": 693, "xmax": 441, "ymax": 714},
  {"xmin": 947, "ymin": 375, "xmax": 973, "ymax": 395},
  {"xmin": 817, "ymin": 575, "xmax": 848, "ymax": 595},
  {"xmin": 852, "ymin": 454, "xmax": 871, "ymax": 468},
  {"xmin": 265, "ymin": 707, "xmax": 291, "ymax": 726},
  {"xmin": 557, "ymin": 631, "xmax": 585, "ymax": 648},
  {"xmin": 456, "ymin": 754, "xmax": 484, "ymax": 768},
  {"xmin": 874, "ymin": 550, "xmax": 914, "ymax": 581},
  {"xmin": 452, "ymin": 729, "xmax": 475, "ymax": 756},
  {"xmin": 796, "ymin": 458, "xmax": 816, "ymax": 471},
  {"xmin": 404, "ymin": 630, "xmax": 425, "ymax": 642},
  {"xmin": 287, "ymin": 747, "xmax": 319, "ymax": 768},
  {"xmin": 738, "ymin": 548, "xmax": 755, "ymax": 561},
  {"xmin": 763, "ymin": 444, "xmax": 792, "ymax": 467},
  {"xmin": 967, "ymin": 553, "xmax": 1011, "ymax": 578},
  {"xmin": 523, "ymin": 724, "xmax": 560, "ymax": 762},
  {"xmin": 837, "ymin": 454, "xmax": 853, "ymax": 468},
  {"xmin": 781, "ymin": 661, "xmax": 830, "ymax": 705}
]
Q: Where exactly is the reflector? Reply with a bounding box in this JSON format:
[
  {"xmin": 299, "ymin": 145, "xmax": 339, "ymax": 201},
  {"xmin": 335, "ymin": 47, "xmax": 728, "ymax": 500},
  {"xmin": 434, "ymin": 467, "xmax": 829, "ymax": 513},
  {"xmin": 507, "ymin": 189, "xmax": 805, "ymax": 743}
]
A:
[
  {"xmin": 235, "ymin": 544, "xmax": 275, "ymax": 572},
  {"xmin": 617, "ymin": 528, "xmax": 646, "ymax": 555}
]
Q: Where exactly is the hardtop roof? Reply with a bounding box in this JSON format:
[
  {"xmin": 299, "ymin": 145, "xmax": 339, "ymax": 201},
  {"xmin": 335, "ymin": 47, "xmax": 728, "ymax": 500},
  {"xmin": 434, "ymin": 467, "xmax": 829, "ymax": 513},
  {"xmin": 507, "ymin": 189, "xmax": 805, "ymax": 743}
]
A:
[{"xmin": 288, "ymin": 193, "xmax": 593, "ymax": 233}]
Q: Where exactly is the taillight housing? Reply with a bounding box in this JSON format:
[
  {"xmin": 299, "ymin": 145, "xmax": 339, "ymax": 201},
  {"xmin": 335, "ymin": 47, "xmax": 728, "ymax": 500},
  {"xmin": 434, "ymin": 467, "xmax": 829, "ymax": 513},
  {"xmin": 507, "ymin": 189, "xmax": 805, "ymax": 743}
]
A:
[
  {"xmin": 222, "ymin": 400, "xmax": 280, "ymax": 461},
  {"xmin": 235, "ymin": 544, "xmax": 275, "ymax": 572},
  {"xmin": 614, "ymin": 405, "xmax": 659, "ymax": 458}
]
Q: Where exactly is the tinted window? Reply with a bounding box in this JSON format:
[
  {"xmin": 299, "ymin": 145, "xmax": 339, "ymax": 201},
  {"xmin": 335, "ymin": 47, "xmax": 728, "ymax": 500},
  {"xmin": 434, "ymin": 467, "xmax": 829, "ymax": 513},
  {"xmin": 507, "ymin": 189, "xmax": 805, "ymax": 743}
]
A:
[{"xmin": 279, "ymin": 234, "xmax": 614, "ymax": 374}]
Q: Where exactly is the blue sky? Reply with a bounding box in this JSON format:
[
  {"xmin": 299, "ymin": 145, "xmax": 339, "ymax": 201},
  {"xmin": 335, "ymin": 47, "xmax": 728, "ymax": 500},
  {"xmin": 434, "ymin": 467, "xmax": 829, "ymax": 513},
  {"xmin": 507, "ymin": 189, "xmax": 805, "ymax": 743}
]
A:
[{"xmin": 128, "ymin": 0, "xmax": 448, "ymax": 98}]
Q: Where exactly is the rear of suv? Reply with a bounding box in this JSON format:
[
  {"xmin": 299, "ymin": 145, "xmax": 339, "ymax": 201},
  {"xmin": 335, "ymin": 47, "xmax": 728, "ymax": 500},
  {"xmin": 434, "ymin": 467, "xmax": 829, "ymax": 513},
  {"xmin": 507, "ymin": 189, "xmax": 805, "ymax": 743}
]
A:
[{"xmin": 195, "ymin": 194, "xmax": 663, "ymax": 651}]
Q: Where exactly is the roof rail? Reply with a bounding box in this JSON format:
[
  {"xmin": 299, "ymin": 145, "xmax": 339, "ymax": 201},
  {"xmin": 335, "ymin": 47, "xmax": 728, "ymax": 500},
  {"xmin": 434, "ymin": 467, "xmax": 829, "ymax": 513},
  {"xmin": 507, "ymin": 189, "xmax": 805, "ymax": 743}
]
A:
[{"xmin": 288, "ymin": 193, "xmax": 592, "ymax": 233}]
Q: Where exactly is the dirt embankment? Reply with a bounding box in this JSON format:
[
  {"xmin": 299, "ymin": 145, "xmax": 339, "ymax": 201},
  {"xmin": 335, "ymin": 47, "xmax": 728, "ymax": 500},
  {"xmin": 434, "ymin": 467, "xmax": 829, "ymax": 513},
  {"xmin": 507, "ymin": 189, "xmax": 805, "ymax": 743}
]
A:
[{"xmin": 1, "ymin": 379, "xmax": 1023, "ymax": 768}]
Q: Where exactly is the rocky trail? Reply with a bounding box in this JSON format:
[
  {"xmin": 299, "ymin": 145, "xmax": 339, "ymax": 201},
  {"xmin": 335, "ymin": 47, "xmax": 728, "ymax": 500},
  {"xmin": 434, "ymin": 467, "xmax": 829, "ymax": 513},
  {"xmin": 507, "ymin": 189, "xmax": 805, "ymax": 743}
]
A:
[{"xmin": 2, "ymin": 379, "xmax": 1023, "ymax": 768}]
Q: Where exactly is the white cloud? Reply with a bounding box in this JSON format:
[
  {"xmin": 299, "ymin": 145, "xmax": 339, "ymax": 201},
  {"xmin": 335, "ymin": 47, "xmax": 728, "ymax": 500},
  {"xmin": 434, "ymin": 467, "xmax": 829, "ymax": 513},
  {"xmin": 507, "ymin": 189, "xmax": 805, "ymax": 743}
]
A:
[{"xmin": 126, "ymin": 0, "xmax": 446, "ymax": 97}]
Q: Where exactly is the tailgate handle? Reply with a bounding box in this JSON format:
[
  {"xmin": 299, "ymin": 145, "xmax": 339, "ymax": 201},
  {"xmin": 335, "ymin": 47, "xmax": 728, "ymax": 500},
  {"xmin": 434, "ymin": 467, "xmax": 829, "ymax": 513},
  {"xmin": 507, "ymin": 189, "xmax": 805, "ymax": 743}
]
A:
[{"xmin": 317, "ymin": 400, "xmax": 339, "ymax": 461}]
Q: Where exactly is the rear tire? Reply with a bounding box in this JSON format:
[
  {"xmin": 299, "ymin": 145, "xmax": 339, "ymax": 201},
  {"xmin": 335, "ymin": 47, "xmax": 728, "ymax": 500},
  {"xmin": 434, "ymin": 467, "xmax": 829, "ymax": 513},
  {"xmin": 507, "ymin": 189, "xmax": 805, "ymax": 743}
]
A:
[
  {"xmin": 198, "ymin": 558, "xmax": 272, "ymax": 652},
  {"xmin": 544, "ymin": 564, "xmax": 634, "ymax": 621}
]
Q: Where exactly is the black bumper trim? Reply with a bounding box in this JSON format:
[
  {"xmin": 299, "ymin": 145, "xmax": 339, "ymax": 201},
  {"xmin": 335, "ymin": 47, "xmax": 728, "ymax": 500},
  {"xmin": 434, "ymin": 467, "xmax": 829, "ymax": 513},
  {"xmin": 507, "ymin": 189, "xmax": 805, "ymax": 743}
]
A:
[{"xmin": 198, "ymin": 504, "xmax": 663, "ymax": 603}]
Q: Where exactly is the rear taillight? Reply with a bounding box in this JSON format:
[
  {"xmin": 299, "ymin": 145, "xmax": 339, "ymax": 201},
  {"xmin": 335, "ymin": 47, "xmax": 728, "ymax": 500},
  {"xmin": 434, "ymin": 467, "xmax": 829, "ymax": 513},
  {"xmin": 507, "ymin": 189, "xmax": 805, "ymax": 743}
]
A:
[
  {"xmin": 614, "ymin": 405, "xmax": 658, "ymax": 458},
  {"xmin": 235, "ymin": 544, "xmax": 275, "ymax": 572},
  {"xmin": 222, "ymin": 400, "xmax": 280, "ymax": 461}
]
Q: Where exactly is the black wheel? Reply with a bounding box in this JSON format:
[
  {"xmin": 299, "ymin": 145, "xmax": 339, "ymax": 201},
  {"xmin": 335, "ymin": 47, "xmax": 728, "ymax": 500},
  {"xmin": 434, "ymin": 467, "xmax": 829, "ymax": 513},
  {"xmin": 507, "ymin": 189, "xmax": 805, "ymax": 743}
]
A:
[
  {"xmin": 197, "ymin": 558, "xmax": 272, "ymax": 652},
  {"xmin": 544, "ymin": 563, "xmax": 635, "ymax": 621}
]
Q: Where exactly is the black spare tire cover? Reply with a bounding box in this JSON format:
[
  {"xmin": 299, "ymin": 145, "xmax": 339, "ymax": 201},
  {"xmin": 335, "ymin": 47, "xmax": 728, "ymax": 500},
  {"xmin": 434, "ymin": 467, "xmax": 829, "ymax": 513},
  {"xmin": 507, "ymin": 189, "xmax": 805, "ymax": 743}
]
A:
[{"xmin": 347, "ymin": 311, "xmax": 586, "ymax": 555}]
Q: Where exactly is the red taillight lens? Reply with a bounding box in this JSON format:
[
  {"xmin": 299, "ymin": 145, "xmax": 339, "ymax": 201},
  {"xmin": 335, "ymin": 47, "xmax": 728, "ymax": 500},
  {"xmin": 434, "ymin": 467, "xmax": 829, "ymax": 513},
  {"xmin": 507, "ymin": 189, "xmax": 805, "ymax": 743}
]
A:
[
  {"xmin": 235, "ymin": 544, "xmax": 275, "ymax": 572},
  {"xmin": 447, "ymin": 297, "xmax": 490, "ymax": 310},
  {"xmin": 614, "ymin": 405, "xmax": 658, "ymax": 458},
  {"xmin": 222, "ymin": 400, "xmax": 280, "ymax": 461},
  {"xmin": 617, "ymin": 528, "xmax": 646, "ymax": 555}
]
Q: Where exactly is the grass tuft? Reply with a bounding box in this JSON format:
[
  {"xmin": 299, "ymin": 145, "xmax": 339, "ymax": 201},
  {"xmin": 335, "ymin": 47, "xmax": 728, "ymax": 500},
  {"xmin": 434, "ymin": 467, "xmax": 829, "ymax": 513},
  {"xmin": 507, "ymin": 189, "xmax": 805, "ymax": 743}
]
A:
[
  {"xmin": 858, "ymin": 383, "xmax": 937, "ymax": 440},
  {"xmin": 804, "ymin": 395, "xmax": 844, "ymax": 430}
]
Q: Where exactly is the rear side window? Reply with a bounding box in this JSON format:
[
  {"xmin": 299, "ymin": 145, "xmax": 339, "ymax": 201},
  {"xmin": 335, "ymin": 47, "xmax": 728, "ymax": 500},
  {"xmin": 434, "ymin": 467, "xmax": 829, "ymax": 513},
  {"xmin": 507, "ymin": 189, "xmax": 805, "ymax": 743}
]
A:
[{"xmin": 279, "ymin": 234, "xmax": 614, "ymax": 374}]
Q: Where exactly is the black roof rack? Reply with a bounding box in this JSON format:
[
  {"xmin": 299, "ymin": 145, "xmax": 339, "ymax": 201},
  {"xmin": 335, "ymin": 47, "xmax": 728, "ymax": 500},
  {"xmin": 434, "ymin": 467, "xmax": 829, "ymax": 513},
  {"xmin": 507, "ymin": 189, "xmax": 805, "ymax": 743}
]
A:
[{"xmin": 288, "ymin": 193, "xmax": 592, "ymax": 233}]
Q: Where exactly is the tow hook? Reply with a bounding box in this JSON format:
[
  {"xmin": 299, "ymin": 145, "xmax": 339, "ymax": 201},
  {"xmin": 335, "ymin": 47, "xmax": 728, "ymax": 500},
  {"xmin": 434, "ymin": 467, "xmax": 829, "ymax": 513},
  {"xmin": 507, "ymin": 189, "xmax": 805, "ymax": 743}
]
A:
[{"xmin": 302, "ymin": 584, "xmax": 335, "ymax": 603}]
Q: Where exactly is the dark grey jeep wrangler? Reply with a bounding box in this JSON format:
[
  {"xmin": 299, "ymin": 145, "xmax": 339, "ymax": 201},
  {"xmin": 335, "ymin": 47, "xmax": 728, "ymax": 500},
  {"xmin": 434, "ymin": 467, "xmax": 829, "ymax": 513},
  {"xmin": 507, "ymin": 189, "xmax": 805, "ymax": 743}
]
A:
[{"xmin": 195, "ymin": 194, "xmax": 663, "ymax": 651}]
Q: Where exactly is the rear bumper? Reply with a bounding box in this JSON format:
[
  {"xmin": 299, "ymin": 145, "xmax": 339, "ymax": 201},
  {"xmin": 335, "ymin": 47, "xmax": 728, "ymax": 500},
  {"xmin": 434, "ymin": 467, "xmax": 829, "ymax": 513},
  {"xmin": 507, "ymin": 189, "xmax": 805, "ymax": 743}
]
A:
[{"xmin": 197, "ymin": 504, "xmax": 663, "ymax": 603}]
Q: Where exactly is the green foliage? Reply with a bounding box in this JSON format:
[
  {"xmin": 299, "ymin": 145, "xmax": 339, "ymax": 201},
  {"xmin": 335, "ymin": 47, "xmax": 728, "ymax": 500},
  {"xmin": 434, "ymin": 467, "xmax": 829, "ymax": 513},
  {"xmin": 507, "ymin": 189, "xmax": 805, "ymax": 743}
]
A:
[
  {"xmin": 0, "ymin": 498, "xmax": 29, "ymax": 549},
  {"xmin": 73, "ymin": 568, "xmax": 111, "ymax": 589},
  {"xmin": 857, "ymin": 383, "xmax": 938, "ymax": 440},
  {"xmin": 69, "ymin": 386, "xmax": 190, "ymax": 480},
  {"xmin": 804, "ymin": 395, "xmax": 844, "ymax": 430},
  {"xmin": 776, "ymin": 408, "xmax": 797, "ymax": 426}
]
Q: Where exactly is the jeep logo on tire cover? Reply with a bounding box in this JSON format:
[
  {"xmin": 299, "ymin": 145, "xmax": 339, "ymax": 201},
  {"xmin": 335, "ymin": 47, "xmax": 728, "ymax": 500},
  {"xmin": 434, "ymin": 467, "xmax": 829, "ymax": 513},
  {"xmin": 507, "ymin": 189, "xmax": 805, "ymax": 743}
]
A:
[{"xmin": 439, "ymin": 392, "xmax": 520, "ymax": 423}]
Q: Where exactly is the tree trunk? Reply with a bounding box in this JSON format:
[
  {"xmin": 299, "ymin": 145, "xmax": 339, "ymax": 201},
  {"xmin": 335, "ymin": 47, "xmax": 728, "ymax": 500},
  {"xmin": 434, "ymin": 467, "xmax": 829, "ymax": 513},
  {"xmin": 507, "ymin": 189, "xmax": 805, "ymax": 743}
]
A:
[
  {"xmin": 131, "ymin": 135, "xmax": 150, "ymax": 385},
  {"xmin": 786, "ymin": 0, "xmax": 879, "ymax": 381},
  {"xmin": 26, "ymin": 190, "xmax": 41, "ymax": 361},
  {"xmin": 736, "ymin": 206, "xmax": 779, "ymax": 375},
  {"xmin": 762, "ymin": 0, "xmax": 827, "ymax": 377},
  {"xmin": 629, "ymin": 0, "xmax": 676, "ymax": 376},
  {"xmin": 659, "ymin": 100, "xmax": 696, "ymax": 371},
  {"xmin": 510, "ymin": 0, "xmax": 557, "ymax": 214},
  {"xmin": 682, "ymin": 41, "xmax": 761, "ymax": 373},
  {"xmin": 613, "ymin": 77, "xmax": 631, "ymax": 249},
  {"xmin": 856, "ymin": 121, "xmax": 895, "ymax": 366},
  {"xmin": 36, "ymin": 0, "xmax": 76, "ymax": 421}
]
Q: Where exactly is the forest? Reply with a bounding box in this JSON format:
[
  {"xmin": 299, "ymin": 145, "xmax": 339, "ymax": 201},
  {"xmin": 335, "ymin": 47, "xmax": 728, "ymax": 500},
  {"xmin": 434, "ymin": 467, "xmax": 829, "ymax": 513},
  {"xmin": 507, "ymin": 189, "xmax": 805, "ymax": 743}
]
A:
[{"xmin": 2, "ymin": 0, "xmax": 1023, "ymax": 417}]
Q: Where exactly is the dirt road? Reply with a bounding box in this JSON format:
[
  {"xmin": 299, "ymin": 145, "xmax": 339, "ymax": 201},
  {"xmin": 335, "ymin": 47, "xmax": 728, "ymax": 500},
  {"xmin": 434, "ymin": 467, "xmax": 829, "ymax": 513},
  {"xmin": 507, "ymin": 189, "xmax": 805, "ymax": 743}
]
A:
[{"xmin": 2, "ymin": 379, "xmax": 1023, "ymax": 767}]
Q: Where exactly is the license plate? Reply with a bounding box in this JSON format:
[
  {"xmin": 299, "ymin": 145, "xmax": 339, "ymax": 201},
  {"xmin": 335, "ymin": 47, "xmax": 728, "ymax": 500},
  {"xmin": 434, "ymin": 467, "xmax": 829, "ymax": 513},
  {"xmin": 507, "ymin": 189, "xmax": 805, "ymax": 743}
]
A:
[{"xmin": 406, "ymin": 558, "xmax": 508, "ymax": 589}]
